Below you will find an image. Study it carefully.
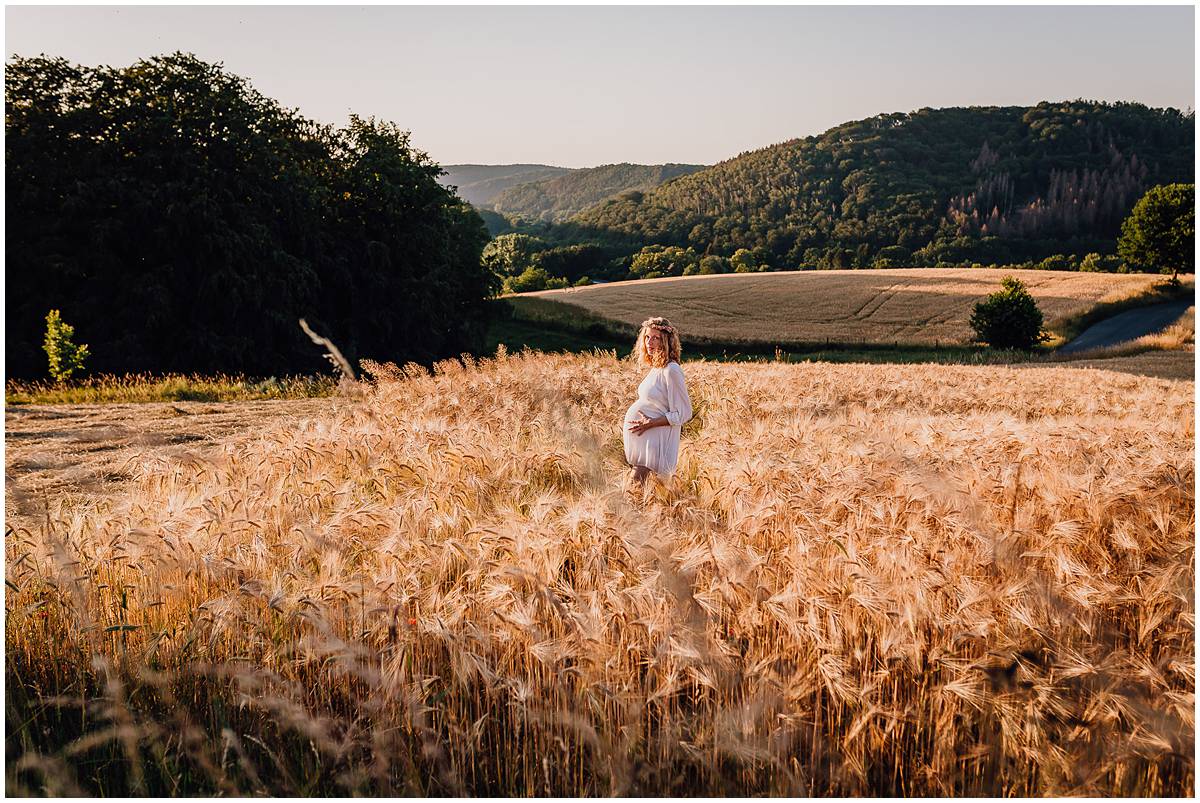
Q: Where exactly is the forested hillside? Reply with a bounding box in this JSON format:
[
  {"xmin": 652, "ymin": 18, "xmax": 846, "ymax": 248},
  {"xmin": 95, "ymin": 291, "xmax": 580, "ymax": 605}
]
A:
[
  {"xmin": 489, "ymin": 162, "xmax": 705, "ymax": 222},
  {"xmin": 438, "ymin": 164, "xmax": 572, "ymax": 206},
  {"xmin": 562, "ymin": 102, "xmax": 1194, "ymax": 268},
  {"xmin": 7, "ymin": 53, "xmax": 496, "ymax": 378}
]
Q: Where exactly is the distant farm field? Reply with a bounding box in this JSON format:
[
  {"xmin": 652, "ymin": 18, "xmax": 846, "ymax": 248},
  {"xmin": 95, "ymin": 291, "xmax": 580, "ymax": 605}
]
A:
[
  {"xmin": 523, "ymin": 269, "xmax": 1176, "ymax": 347},
  {"xmin": 7, "ymin": 352, "xmax": 1193, "ymax": 796}
]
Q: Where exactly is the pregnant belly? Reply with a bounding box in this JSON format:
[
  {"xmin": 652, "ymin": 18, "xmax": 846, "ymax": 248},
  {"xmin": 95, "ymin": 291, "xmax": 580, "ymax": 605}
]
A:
[{"xmin": 624, "ymin": 400, "xmax": 664, "ymax": 423}]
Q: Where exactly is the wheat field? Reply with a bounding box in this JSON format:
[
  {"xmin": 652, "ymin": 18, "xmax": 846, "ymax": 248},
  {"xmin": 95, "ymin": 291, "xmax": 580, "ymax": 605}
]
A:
[
  {"xmin": 6, "ymin": 350, "xmax": 1194, "ymax": 795},
  {"xmin": 528, "ymin": 269, "xmax": 1173, "ymax": 346}
]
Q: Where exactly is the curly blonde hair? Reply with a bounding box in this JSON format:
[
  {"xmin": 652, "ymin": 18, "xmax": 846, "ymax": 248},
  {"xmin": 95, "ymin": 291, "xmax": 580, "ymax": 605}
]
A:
[{"xmin": 633, "ymin": 317, "xmax": 682, "ymax": 368}]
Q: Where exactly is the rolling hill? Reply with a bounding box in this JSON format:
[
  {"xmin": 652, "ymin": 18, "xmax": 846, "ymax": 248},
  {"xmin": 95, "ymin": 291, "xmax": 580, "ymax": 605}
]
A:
[
  {"xmin": 440, "ymin": 162, "xmax": 709, "ymax": 225},
  {"xmin": 488, "ymin": 162, "xmax": 706, "ymax": 222},
  {"xmin": 558, "ymin": 101, "xmax": 1194, "ymax": 269},
  {"xmin": 438, "ymin": 164, "xmax": 573, "ymax": 206}
]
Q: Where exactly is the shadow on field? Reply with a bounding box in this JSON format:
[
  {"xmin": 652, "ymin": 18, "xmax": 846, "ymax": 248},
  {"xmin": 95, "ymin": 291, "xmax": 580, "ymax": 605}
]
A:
[{"xmin": 482, "ymin": 296, "xmax": 1194, "ymax": 383}]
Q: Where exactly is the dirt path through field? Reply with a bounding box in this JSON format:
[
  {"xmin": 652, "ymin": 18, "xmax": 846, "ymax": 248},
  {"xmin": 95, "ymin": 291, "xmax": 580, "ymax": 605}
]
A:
[
  {"xmin": 1060, "ymin": 300, "xmax": 1193, "ymax": 354},
  {"xmin": 5, "ymin": 398, "xmax": 337, "ymax": 533}
]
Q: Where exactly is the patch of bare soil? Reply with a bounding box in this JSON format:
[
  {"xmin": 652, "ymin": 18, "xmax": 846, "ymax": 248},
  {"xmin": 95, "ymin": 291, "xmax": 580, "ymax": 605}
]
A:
[{"xmin": 5, "ymin": 398, "xmax": 338, "ymax": 533}]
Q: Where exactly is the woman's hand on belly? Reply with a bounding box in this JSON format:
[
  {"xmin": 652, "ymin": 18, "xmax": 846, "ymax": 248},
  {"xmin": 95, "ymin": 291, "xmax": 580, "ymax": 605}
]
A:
[{"xmin": 627, "ymin": 413, "xmax": 667, "ymax": 436}]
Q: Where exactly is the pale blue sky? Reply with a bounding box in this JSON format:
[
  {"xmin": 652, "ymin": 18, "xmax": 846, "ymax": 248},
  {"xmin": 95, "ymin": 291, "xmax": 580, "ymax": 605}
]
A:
[{"xmin": 6, "ymin": 5, "xmax": 1195, "ymax": 168}]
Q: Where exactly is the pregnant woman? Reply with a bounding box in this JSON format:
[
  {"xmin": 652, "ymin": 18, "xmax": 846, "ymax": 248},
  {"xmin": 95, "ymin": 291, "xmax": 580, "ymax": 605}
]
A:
[{"xmin": 623, "ymin": 317, "xmax": 693, "ymax": 492}]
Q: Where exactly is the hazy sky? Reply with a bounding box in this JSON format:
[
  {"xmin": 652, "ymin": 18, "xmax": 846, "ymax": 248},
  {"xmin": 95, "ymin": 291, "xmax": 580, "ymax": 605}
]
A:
[{"xmin": 6, "ymin": 5, "xmax": 1195, "ymax": 168}]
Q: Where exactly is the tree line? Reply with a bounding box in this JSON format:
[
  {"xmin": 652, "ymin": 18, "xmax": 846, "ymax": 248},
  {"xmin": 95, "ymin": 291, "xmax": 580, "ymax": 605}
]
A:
[
  {"xmin": 7, "ymin": 53, "xmax": 495, "ymax": 378},
  {"xmin": 493, "ymin": 102, "xmax": 1193, "ymax": 277},
  {"xmin": 484, "ymin": 176, "xmax": 1194, "ymax": 291}
]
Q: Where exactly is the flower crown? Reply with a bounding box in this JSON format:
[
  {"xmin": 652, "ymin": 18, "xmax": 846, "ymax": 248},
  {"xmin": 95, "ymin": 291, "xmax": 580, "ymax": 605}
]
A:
[{"xmin": 640, "ymin": 317, "xmax": 676, "ymax": 335}]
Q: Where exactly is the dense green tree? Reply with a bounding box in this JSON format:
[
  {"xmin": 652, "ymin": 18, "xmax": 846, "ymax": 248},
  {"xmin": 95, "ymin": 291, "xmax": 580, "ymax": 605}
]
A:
[
  {"xmin": 1036, "ymin": 254, "xmax": 1079, "ymax": 272},
  {"xmin": 872, "ymin": 245, "xmax": 913, "ymax": 268},
  {"xmin": 503, "ymin": 266, "xmax": 568, "ymax": 294},
  {"xmin": 6, "ymin": 53, "xmax": 492, "ymax": 377},
  {"xmin": 480, "ymin": 233, "xmax": 548, "ymax": 278},
  {"xmin": 531, "ymin": 244, "xmax": 609, "ymax": 283},
  {"xmin": 686, "ymin": 256, "xmax": 729, "ymax": 276},
  {"xmin": 1079, "ymin": 252, "xmax": 1123, "ymax": 273},
  {"xmin": 730, "ymin": 248, "xmax": 758, "ymax": 273},
  {"xmin": 969, "ymin": 276, "xmax": 1048, "ymax": 350},
  {"xmin": 1117, "ymin": 183, "xmax": 1195, "ymax": 280},
  {"xmin": 330, "ymin": 115, "xmax": 495, "ymax": 365},
  {"xmin": 629, "ymin": 245, "xmax": 700, "ymax": 278}
]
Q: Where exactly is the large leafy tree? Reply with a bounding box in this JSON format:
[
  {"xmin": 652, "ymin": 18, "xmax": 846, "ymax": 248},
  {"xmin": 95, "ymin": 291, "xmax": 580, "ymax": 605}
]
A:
[
  {"xmin": 6, "ymin": 53, "xmax": 491, "ymax": 378},
  {"xmin": 326, "ymin": 115, "xmax": 495, "ymax": 365},
  {"xmin": 7, "ymin": 54, "xmax": 325, "ymax": 375},
  {"xmin": 629, "ymin": 245, "xmax": 700, "ymax": 279},
  {"xmin": 480, "ymin": 233, "xmax": 547, "ymax": 278},
  {"xmin": 1117, "ymin": 184, "xmax": 1195, "ymax": 281},
  {"xmin": 531, "ymin": 244, "xmax": 610, "ymax": 283}
]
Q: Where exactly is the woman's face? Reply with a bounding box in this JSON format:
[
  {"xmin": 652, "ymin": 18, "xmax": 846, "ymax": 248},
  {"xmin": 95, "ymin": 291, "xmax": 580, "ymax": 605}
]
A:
[{"xmin": 646, "ymin": 329, "xmax": 665, "ymax": 356}]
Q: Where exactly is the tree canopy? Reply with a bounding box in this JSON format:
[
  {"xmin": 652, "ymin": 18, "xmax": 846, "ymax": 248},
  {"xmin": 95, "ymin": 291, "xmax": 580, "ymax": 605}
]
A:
[
  {"xmin": 553, "ymin": 102, "xmax": 1193, "ymax": 270},
  {"xmin": 1117, "ymin": 183, "xmax": 1195, "ymax": 280},
  {"xmin": 481, "ymin": 234, "xmax": 548, "ymax": 277},
  {"xmin": 6, "ymin": 53, "xmax": 494, "ymax": 378}
]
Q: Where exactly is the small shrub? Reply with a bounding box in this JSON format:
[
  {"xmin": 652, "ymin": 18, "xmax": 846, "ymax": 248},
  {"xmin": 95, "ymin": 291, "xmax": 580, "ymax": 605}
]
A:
[
  {"xmin": 1079, "ymin": 253, "xmax": 1123, "ymax": 273},
  {"xmin": 503, "ymin": 266, "xmax": 567, "ymax": 294},
  {"xmin": 42, "ymin": 309, "xmax": 90, "ymax": 384},
  {"xmin": 1037, "ymin": 254, "xmax": 1078, "ymax": 272},
  {"xmin": 970, "ymin": 276, "xmax": 1048, "ymax": 350}
]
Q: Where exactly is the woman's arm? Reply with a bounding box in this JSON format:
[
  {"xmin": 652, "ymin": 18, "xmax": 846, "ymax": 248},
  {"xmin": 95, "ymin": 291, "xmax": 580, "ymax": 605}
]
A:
[{"xmin": 663, "ymin": 363, "xmax": 692, "ymax": 427}]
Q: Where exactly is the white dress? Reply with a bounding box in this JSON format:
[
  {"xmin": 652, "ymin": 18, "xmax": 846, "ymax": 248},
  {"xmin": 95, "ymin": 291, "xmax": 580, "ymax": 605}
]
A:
[{"xmin": 623, "ymin": 361, "xmax": 693, "ymax": 476}]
